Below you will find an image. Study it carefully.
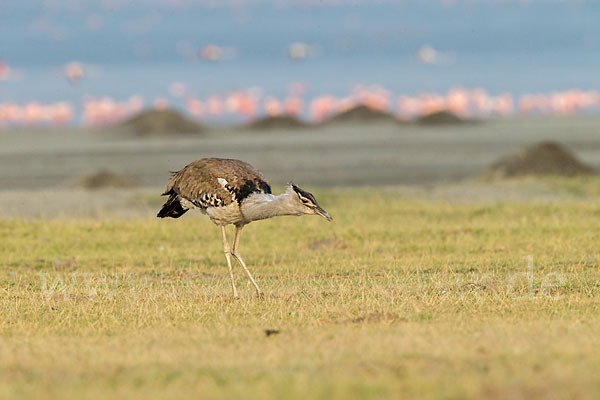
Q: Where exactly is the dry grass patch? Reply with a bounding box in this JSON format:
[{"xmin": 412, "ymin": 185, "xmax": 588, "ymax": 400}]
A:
[{"xmin": 1, "ymin": 188, "xmax": 600, "ymax": 399}]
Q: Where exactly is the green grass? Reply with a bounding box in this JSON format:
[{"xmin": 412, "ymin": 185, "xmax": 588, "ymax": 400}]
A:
[{"xmin": 1, "ymin": 188, "xmax": 600, "ymax": 399}]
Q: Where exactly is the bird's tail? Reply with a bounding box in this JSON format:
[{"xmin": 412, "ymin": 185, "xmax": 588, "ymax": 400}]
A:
[{"xmin": 157, "ymin": 194, "xmax": 188, "ymax": 218}]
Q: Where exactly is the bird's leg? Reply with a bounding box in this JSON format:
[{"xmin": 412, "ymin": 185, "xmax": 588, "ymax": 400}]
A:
[
  {"xmin": 221, "ymin": 225, "xmax": 238, "ymax": 298},
  {"xmin": 231, "ymin": 225, "xmax": 263, "ymax": 297}
]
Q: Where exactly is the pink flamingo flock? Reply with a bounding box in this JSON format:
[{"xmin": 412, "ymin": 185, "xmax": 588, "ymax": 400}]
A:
[
  {"xmin": 0, "ymin": 102, "xmax": 74, "ymax": 127},
  {"xmin": 2, "ymin": 86, "xmax": 600, "ymax": 128}
]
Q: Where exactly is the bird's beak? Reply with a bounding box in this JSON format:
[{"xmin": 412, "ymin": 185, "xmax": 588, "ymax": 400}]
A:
[{"xmin": 315, "ymin": 206, "xmax": 333, "ymax": 221}]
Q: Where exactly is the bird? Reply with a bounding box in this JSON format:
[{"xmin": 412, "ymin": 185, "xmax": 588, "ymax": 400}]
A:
[{"xmin": 157, "ymin": 158, "xmax": 332, "ymax": 297}]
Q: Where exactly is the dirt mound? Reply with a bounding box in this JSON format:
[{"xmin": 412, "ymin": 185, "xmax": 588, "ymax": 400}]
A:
[
  {"xmin": 322, "ymin": 104, "xmax": 399, "ymax": 125},
  {"xmin": 416, "ymin": 110, "xmax": 465, "ymax": 125},
  {"xmin": 485, "ymin": 141, "xmax": 597, "ymax": 179},
  {"xmin": 117, "ymin": 109, "xmax": 205, "ymax": 136},
  {"xmin": 244, "ymin": 115, "xmax": 309, "ymax": 130},
  {"xmin": 74, "ymin": 170, "xmax": 135, "ymax": 189}
]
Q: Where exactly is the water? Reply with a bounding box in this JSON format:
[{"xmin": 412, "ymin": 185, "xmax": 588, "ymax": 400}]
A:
[{"xmin": 2, "ymin": 1, "xmax": 600, "ymax": 121}]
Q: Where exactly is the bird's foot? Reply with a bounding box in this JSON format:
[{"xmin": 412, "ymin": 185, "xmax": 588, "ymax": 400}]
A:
[{"xmin": 255, "ymin": 290, "xmax": 265, "ymax": 300}]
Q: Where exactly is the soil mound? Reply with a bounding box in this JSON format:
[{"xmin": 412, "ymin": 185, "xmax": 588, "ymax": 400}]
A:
[
  {"xmin": 485, "ymin": 141, "xmax": 596, "ymax": 179},
  {"xmin": 117, "ymin": 109, "xmax": 204, "ymax": 136},
  {"xmin": 322, "ymin": 104, "xmax": 399, "ymax": 125},
  {"xmin": 416, "ymin": 110, "xmax": 465, "ymax": 125},
  {"xmin": 244, "ymin": 115, "xmax": 309, "ymax": 130},
  {"xmin": 74, "ymin": 170, "xmax": 135, "ymax": 189}
]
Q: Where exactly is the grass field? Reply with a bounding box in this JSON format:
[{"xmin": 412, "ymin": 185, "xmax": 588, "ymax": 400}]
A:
[{"xmin": 2, "ymin": 183, "xmax": 600, "ymax": 399}]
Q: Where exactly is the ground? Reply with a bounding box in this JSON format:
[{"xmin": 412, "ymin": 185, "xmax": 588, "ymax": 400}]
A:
[
  {"xmin": 1, "ymin": 181, "xmax": 600, "ymax": 399},
  {"xmin": 2, "ymin": 116, "xmax": 600, "ymax": 190}
]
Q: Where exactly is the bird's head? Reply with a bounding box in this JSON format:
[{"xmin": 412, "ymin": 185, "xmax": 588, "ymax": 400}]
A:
[{"xmin": 287, "ymin": 183, "xmax": 332, "ymax": 221}]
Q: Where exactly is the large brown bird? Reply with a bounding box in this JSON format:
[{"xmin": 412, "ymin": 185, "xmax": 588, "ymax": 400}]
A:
[{"xmin": 158, "ymin": 158, "xmax": 332, "ymax": 297}]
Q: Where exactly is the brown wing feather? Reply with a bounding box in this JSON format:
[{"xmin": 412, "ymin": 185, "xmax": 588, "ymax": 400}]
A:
[{"xmin": 162, "ymin": 158, "xmax": 271, "ymax": 207}]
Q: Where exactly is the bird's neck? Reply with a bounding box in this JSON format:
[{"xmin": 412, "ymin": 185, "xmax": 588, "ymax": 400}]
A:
[{"xmin": 240, "ymin": 190, "xmax": 300, "ymax": 222}]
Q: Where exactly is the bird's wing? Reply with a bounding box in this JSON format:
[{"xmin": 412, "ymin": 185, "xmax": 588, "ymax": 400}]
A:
[{"xmin": 162, "ymin": 158, "xmax": 271, "ymax": 207}]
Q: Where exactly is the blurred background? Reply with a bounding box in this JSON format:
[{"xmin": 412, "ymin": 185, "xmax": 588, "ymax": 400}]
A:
[
  {"xmin": 4, "ymin": 0, "xmax": 600, "ymax": 123},
  {"xmin": 2, "ymin": 0, "xmax": 600, "ymax": 216}
]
